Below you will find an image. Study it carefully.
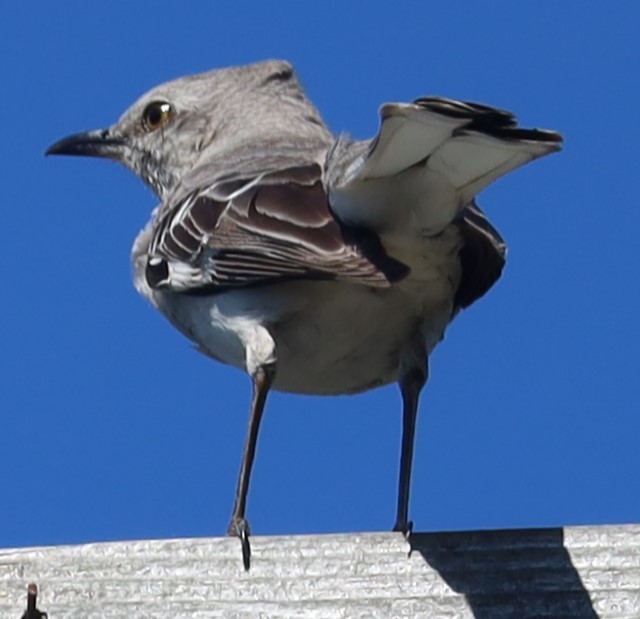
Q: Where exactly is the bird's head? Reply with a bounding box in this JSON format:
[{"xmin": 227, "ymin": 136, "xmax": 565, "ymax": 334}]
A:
[{"xmin": 46, "ymin": 60, "xmax": 331, "ymax": 199}]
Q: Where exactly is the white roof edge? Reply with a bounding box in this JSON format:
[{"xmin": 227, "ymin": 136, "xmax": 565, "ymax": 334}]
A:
[{"xmin": 2, "ymin": 524, "xmax": 639, "ymax": 618}]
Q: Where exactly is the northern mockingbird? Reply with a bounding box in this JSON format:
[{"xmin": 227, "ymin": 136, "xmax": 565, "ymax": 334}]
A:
[
  {"xmin": 20, "ymin": 584, "xmax": 47, "ymax": 619},
  {"xmin": 47, "ymin": 60, "xmax": 562, "ymax": 570}
]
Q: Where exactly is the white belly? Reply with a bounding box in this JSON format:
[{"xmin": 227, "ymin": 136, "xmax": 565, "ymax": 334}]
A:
[
  {"xmin": 148, "ymin": 279, "xmax": 454, "ymax": 396},
  {"xmin": 133, "ymin": 226, "xmax": 462, "ymax": 396}
]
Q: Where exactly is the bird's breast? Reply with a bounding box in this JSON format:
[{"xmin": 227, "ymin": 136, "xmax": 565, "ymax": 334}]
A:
[
  {"xmin": 141, "ymin": 273, "xmax": 457, "ymax": 396},
  {"xmin": 132, "ymin": 218, "xmax": 463, "ymax": 396}
]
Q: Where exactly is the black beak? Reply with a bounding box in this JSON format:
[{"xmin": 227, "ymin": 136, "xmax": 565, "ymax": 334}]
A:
[{"xmin": 45, "ymin": 129, "xmax": 125, "ymax": 158}]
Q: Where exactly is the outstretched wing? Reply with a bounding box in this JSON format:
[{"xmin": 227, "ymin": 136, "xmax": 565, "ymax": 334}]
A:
[
  {"xmin": 347, "ymin": 97, "xmax": 561, "ymax": 193},
  {"xmin": 329, "ymin": 97, "xmax": 562, "ymax": 234},
  {"xmin": 145, "ymin": 164, "xmax": 408, "ymax": 293}
]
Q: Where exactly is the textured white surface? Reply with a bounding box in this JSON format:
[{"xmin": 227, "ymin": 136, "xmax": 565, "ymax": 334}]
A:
[{"xmin": 1, "ymin": 526, "xmax": 638, "ymax": 618}]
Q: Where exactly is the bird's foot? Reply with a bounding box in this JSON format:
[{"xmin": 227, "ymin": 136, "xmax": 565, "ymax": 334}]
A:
[
  {"xmin": 228, "ymin": 517, "xmax": 252, "ymax": 571},
  {"xmin": 392, "ymin": 519, "xmax": 413, "ymax": 539}
]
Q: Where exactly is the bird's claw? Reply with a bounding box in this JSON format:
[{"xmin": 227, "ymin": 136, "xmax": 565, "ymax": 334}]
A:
[
  {"xmin": 392, "ymin": 519, "xmax": 413, "ymax": 539},
  {"xmin": 228, "ymin": 517, "xmax": 252, "ymax": 571}
]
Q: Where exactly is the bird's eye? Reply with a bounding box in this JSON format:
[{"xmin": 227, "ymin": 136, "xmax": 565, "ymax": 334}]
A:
[{"xmin": 142, "ymin": 101, "xmax": 173, "ymax": 132}]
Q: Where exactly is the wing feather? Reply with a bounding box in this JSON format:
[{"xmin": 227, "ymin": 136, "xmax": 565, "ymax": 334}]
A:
[
  {"xmin": 146, "ymin": 164, "xmax": 407, "ymax": 293},
  {"xmin": 454, "ymin": 201, "xmax": 507, "ymax": 310},
  {"xmin": 331, "ymin": 97, "xmax": 562, "ymax": 234}
]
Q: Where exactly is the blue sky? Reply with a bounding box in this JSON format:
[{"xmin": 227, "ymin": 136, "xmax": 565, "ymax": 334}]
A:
[{"xmin": 2, "ymin": 2, "xmax": 638, "ymax": 549}]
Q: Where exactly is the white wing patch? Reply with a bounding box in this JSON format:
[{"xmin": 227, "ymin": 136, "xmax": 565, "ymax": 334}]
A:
[
  {"xmin": 428, "ymin": 130, "xmax": 558, "ymax": 206},
  {"xmin": 351, "ymin": 103, "xmax": 467, "ymax": 180},
  {"xmin": 331, "ymin": 97, "xmax": 562, "ymax": 236}
]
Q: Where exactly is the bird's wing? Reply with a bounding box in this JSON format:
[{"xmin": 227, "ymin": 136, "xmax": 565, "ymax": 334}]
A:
[
  {"xmin": 145, "ymin": 164, "xmax": 408, "ymax": 293},
  {"xmin": 329, "ymin": 97, "xmax": 562, "ymax": 232},
  {"xmin": 454, "ymin": 201, "xmax": 507, "ymax": 310}
]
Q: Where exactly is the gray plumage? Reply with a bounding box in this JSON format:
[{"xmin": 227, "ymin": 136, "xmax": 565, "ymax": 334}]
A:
[{"xmin": 46, "ymin": 59, "xmax": 562, "ymax": 570}]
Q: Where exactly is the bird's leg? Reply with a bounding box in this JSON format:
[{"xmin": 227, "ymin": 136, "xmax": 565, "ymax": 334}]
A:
[
  {"xmin": 393, "ymin": 358, "xmax": 427, "ymax": 536},
  {"xmin": 228, "ymin": 363, "xmax": 275, "ymax": 571}
]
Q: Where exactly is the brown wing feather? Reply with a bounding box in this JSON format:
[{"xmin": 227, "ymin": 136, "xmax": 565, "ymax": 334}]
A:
[
  {"xmin": 454, "ymin": 201, "xmax": 507, "ymax": 310},
  {"xmin": 146, "ymin": 164, "xmax": 407, "ymax": 292}
]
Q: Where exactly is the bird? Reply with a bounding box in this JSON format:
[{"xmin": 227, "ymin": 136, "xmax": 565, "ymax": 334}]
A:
[
  {"xmin": 46, "ymin": 59, "xmax": 562, "ymax": 570},
  {"xmin": 20, "ymin": 584, "xmax": 47, "ymax": 619}
]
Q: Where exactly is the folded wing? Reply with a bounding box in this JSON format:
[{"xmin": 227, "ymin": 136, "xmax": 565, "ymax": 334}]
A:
[
  {"xmin": 145, "ymin": 164, "xmax": 408, "ymax": 293},
  {"xmin": 454, "ymin": 201, "xmax": 507, "ymax": 311}
]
